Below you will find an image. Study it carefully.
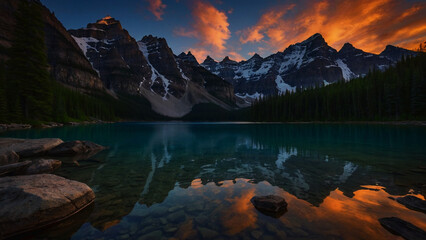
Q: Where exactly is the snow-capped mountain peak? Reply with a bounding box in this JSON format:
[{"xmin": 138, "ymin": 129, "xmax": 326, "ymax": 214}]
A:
[{"xmin": 201, "ymin": 34, "xmax": 416, "ymax": 99}]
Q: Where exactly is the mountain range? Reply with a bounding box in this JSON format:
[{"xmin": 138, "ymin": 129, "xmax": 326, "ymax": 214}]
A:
[
  {"xmin": 201, "ymin": 34, "xmax": 417, "ymax": 102},
  {"xmin": 0, "ymin": 0, "xmax": 418, "ymax": 118}
]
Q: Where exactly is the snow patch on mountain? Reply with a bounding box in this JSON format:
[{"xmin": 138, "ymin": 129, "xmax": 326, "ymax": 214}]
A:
[
  {"xmin": 279, "ymin": 46, "xmax": 306, "ymax": 73},
  {"xmin": 138, "ymin": 42, "xmax": 170, "ymax": 99},
  {"xmin": 323, "ymin": 80, "xmax": 331, "ymax": 86},
  {"xmin": 176, "ymin": 62, "xmax": 190, "ymax": 81},
  {"xmin": 336, "ymin": 59, "xmax": 355, "ymax": 81},
  {"xmin": 72, "ymin": 36, "xmax": 99, "ymax": 56},
  {"xmin": 276, "ymin": 75, "xmax": 296, "ymax": 94},
  {"xmin": 234, "ymin": 60, "xmax": 272, "ymax": 80}
]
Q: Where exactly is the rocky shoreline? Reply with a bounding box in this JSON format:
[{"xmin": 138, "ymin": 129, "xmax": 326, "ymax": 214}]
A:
[
  {"xmin": 0, "ymin": 137, "xmax": 105, "ymax": 239},
  {"xmin": 0, "ymin": 120, "xmax": 114, "ymax": 132}
]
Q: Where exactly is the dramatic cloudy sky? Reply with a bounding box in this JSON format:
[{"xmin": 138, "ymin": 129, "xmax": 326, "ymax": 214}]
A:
[{"xmin": 41, "ymin": 0, "xmax": 426, "ymax": 62}]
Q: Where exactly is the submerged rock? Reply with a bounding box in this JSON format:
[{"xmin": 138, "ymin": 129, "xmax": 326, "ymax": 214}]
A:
[
  {"xmin": 48, "ymin": 140, "xmax": 105, "ymax": 156},
  {"xmin": 250, "ymin": 195, "xmax": 288, "ymax": 218},
  {"xmin": 0, "ymin": 160, "xmax": 31, "ymax": 176},
  {"xmin": 379, "ymin": 217, "xmax": 426, "ymax": 240},
  {"xmin": 396, "ymin": 195, "xmax": 426, "ymax": 213},
  {"xmin": 0, "ymin": 150, "xmax": 19, "ymax": 166},
  {"xmin": 0, "ymin": 138, "xmax": 63, "ymax": 158},
  {"xmin": 0, "ymin": 174, "xmax": 95, "ymax": 239},
  {"xmin": 25, "ymin": 159, "xmax": 62, "ymax": 174}
]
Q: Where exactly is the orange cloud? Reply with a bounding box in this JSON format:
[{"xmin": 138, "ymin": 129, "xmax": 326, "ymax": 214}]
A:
[
  {"xmin": 228, "ymin": 51, "xmax": 245, "ymax": 62},
  {"xmin": 175, "ymin": 0, "xmax": 231, "ymax": 61},
  {"xmin": 147, "ymin": 0, "xmax": 166, "ymax": 20},
  {"xmin": 240, "ymin": 0, "xmax": 426, "ymax": 53}
]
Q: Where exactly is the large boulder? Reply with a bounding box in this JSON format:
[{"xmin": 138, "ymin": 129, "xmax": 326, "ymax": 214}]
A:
[
  {"xmin": 0, "ymin": 174, "xmax": 95, "ymax": 239},
  {"xmin": 48, "ymin": 140, "xmax": 105, "ymax": 156},
  {"xmin": 250, "ymin": 195, "xmax": 288, "ymax": 218},
  {"xmin": 379, "ymin": 217, "xmax": 426, "ymax": 240},
  {"xmin": 0, "ymin": 150, "xmax": 19, "ymax": 166},
  {"xmin": 0, "ymin": 138, "xmax": 63, "ymax": 158},
  {"xmin": 0, "ymin": 160, "xmax": 31, "ymax": 176},
  {"xmin": 25, "ymin": 159, "xmax": 62, "ymax": 174},
  {"xmin": 396, "ymin": 195, "xmax": 426, "ymax": 213}
]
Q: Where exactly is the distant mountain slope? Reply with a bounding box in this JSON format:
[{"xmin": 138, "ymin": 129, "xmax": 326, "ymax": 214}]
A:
[
  {"xmin": 250, "ymin": 54, "xmax": 426, "ymax": 122},
  {"xmin": 69, "ymin": 18, "xmax": 237, "ymax": 117},
  {"xmin": 201, "ymin": 33, "xmax": 417, "ymax": 99},
  {"xmin": 0, "ymin": 0, "xmax": 104, "ymax": 91}
]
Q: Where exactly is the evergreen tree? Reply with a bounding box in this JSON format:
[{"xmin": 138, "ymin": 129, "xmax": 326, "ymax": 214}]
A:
[
  {"xmin": 7, "ymin": 0, "xmax": 52, "ymax": 122},
  {"xmin": 250, "ymin": 54, "xmax": 426, "ymax": 122},
  {"xmin": 0, "ymin": 62, "xmax": 7, "ymax": 122}
]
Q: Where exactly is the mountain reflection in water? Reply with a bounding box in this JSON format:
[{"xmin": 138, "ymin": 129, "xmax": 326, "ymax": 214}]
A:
[{"xmin": 2, "ymin": 122, "xmax": 425, "ymax": 239}]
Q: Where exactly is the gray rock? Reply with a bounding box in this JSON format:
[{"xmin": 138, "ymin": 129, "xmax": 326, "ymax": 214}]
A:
[
  {"xmin": 137, "ymin": 230, "xmax": 163, "ymax": 240},
  {"xmin": 396, "ymin": 195, "xmax": 426, "ymax": 213},
  {"xmin": 25, "ymin": 159, "xmax": 62, "ymax": 174},
  {"xmin": 151, "ymin": 206, "xmax": 168, "ymax": 217},
  {"xmin": 251, "ymin": 195, "xmax": 287, "ymax": 218},
  {"xmin": 48, "ymin": 140, "xmax": 105, "ymax": 156},
  {"xmin": 0, "ymin": 150, "xmax": 19, "ymax": 166},
  {"xmin": 0, "ymin": 138, "xmax": 63, "ymax": 158},
  {"xmin": 164, "ymin": 226, "xmax": 178, "ymax": 233},
  {"xmin": 250, "ymin": 230, "xmax": 263, "ymax": 239},
  {"xmin": 168, "ymin": 205, "xmax": 184, "ymax": 213},
  {"xmin": 167, "ymin": 210, "xmax": 186, "ymax": 223},
  {"xmin": 198, "ymin": 227, "xmax": 219, "ymax": 239},
  {"xmin": 0, "ymin": 160, "xmax": 31, "ymax": 176},
  {"xmin": 379, "ymin": 217, "xmax": 426, "ymax": 240},
  {"xmin": 0, "ymin": 174, "xmax": 95, "ymax": 239}
]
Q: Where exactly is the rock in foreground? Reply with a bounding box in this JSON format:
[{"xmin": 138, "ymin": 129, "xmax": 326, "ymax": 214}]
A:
[
  {"xmin": 0, "ymin": 160, "xmax": 31, "ymax": 176},
  {"xmin": 396, "ymin": 195, "xmax": 426, "ymax": 213},
  {"xmin": 379, "ymin": 217, "xmax": 426, "ymax": 240},
  {"xmin": 48, "ymin": 140, "xmax": 105, "ymax": 156},
  {"xmin": 251, "ymin": 195, "xmax": 288, "ymax": 218},
  {"xmin": 25, "ymin": 159, "xmax": 62, "ymax": 174},
  {"xmin": 0, "ymin": 174, "xmax": 95, "ymax": 238},
  {"xmin": 0, "ymin": 138, "xmax": 63, "ymax": 158},
  {"xmin": 0, "ymin": 150, "xmax": 19, "ymax": 166}
]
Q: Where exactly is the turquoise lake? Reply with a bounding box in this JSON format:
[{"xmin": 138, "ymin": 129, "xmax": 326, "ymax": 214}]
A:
[{"xmin": 1, "ymin": 122, "xmax": 426, "ymax": 239}]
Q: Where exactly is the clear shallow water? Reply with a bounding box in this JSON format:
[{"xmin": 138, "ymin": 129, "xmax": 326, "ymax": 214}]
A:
[{"xmin": 1, "ymin": 122, "xmax": 426, "ymax": 240}]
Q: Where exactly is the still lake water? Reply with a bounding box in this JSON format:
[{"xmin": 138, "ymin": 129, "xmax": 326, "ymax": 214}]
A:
[{"xmin": 1, "ymin": 122, "xmax": 426, "ymax": 240}]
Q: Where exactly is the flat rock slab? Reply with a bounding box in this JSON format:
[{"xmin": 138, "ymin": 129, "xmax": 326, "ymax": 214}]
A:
[
  {"xmin": 0, "ymin": 174, "xmax": 95, "ymax": 238},
  {"xmin": 251, "ymin": 195, "xmax": 288, "ymax": 218},
  {"xmin": 379, "ymin": 217, "xmax": 426, "ymax": 240},
  {"xmin": 0, "ymin": 160, "xmax": 31, "ymax": 176},
  {"xmin": 48, "ymin": 140, "xmax": 105, "ymax": 156},
  {"xmin": 0, "ymin": 150, "xmax": 19, "ymax": 166},
  {"xmin": 25, "ymin": 159, "xmax": 62, "ymax": 174},
  {"xmin": 0, "ymin": 138, "xmax": 63, "ymax": 158},
  {"xmin": 397, "ymin": 195, "xmax": 426, "ymax": 213}
]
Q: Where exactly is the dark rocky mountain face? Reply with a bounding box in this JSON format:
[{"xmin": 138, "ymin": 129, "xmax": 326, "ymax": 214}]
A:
[
  {"xmin": 68, "ymin": 16, "xmax": 150, "ymax": 94},
  {"xmin": 336, "ymin": 43, "xmax": 390, "ymax": 78},
  {"xmin": 177, "ymin": 51, "xmax": 199, "ymax": 65},
  {"xmin": 69, "ymin": 18, "xmax": 237, "ymax": 117},
  {"xmin": 379, "ymin": 45, "xmax": 418, "ymax": 62},
  {"xmin": 201, "ymin": 33, "xmax": 417, "ymax": 100},
  {"xmin": 0, "ymin": 0, "xmax": 104, "ymax": 91}
]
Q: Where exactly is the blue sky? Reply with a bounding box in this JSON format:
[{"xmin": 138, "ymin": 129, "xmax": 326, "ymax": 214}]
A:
[{"xmin": 41, "ymin": 0, "xmax": 426, "ymax": 62}]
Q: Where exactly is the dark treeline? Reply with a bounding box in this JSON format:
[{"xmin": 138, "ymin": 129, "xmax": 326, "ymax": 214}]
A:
[
  {"xmin": 251, "ymin": 54, "xmax": 426, "ymax": 122},
  {"xmin": 0, "ymin": 1, "xmax": 116, "ymax": 124}
]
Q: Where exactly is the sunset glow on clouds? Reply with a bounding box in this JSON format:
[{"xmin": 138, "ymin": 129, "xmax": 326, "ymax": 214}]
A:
[
  {"xmin": 43, "ymin": 0, "xmax": 426, "ymax": 63},
  {"xmin": 146, "ymin": 0, "xmax": 167, "ymax": 20},
  {"xmin": 174, "ymin": 0, "xmax": 232, "ymax": 62},
  {"xmin": 171, "ymin": 0, "xmax": 425, "ymax": 63},
  {"xmin": 239, "ymin": 0, "xmax": 426, "ymax": 54}
]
